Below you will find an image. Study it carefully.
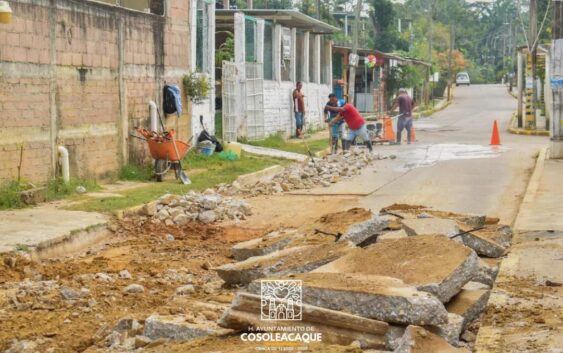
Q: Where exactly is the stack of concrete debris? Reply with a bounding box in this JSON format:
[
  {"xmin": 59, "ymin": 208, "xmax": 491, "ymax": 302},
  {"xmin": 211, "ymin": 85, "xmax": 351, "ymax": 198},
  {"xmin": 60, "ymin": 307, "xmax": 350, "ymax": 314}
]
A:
[
  {"xmin": 215, "ymin": 205, "xmax": 510, "ymax": 352},
  {"xmin": 216, "ymin": 148, "xmax": 377, "ymax": 196},
  {"xmin": 146, "ymin": 190, "xmax": 252, "ymax": 225}
]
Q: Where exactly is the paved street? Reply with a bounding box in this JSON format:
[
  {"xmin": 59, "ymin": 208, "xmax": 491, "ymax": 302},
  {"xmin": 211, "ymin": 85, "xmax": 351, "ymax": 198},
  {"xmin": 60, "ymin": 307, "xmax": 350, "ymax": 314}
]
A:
[{"xmin": 283, "ymin": 84, "xmax": 547, "ymax": 225}]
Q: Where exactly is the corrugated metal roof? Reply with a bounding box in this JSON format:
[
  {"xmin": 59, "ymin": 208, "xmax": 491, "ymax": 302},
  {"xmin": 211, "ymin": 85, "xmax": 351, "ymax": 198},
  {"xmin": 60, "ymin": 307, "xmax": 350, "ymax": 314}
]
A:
[{"xmin": 216, "ymin": 9, "xmax": 340, "ymax": 34}]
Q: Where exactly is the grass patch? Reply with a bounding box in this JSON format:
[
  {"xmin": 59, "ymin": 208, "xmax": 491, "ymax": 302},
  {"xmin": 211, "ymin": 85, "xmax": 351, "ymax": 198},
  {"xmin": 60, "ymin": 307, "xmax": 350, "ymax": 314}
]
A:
[
  {"xmin": 244, "ymin": 134, "xmax": 329, "ymax": 155},
  {"xmin": 72, "ymin": 152, "xmax": 289, "ymax": 213},
  {"xmin": 0, "ymin": 181, "xmax": 26, "ymax": 209},
  {"xmin": 47, "ymin": 178, "xmax": 101, "ymax": 201},
  {"xmin": 215, "ymin": 110, "xmax": 223, "ymax": 139},
  {"xmin": 119, "ymin": 164, "xmax": 153, "ymax": 181}
]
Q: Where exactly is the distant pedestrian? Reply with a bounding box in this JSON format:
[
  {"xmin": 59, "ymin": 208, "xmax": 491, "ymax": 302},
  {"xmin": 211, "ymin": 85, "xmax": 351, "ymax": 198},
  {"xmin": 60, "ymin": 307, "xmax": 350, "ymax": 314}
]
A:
[
  {"xmin": 390, "ymin": 88, "xmax": 415, "ymax": 144},
  {"xmin": 292, "ymin": 82, "xmax": 305, "ymax": 138},
  {"xmin": 324, "ymin": 100, "xmax": 373, "ymax": 152},
  {"xmin": 324, "ymin": 94, "xmax": 345, "ymax": 154}
]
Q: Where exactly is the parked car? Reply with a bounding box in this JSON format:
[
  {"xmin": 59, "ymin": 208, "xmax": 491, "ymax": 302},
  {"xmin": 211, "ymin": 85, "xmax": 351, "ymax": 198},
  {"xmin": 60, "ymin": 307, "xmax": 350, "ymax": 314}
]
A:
[{"xmin": 456, "ymin": 72, "xmax": 471, "ymax": 86}]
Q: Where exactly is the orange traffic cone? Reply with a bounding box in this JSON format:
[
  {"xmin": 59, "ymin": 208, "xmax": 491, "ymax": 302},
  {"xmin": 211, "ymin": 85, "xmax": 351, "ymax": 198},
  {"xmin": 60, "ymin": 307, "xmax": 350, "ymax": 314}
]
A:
[
  {"xmin": 490, "ymin": 120, "xmax": 501, "ymax": 145},
  {"xmin": 410, "ymin": 126, "xmax": 416, "ymax": 143},
  {"xmin": 383, "ymin": 117, "xmax": 395, "ymax": 141}
]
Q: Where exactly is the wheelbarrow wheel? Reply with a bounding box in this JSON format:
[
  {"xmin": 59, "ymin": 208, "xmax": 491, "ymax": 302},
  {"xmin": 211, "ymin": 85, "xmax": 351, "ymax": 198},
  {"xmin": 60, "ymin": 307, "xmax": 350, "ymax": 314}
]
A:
[{"xmin": 154, "ymin": 159, "xmax": 167, "ymax": 182}]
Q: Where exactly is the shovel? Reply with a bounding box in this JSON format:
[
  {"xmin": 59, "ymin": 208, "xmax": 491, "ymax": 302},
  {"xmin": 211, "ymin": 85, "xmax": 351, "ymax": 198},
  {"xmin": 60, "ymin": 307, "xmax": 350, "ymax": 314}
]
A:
[{"xmin": 157, "ymin": 107, "xmax": 191, "ymax": 185}]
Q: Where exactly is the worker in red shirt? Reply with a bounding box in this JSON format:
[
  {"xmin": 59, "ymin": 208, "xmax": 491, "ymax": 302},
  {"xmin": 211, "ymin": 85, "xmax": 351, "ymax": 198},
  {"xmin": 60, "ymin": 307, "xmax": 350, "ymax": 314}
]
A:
[{"xmin": 324, "ymin": 100, "xmax": 373, "ymax": 152}]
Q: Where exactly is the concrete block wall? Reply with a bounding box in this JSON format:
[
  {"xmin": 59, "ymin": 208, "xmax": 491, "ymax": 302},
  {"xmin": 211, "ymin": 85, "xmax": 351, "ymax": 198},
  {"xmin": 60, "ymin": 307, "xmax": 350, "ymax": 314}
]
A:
[
  {"xmin": 0, "ymin": 0, "xmax": 192, "ymax": 184},
  {"xmin": 262, "ymin": 80, "xmax": 331, "ymax": 137}
]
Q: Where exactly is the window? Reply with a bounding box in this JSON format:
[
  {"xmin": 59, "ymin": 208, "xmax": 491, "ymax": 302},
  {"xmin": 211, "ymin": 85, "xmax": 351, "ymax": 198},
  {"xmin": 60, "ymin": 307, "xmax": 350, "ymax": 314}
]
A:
[
  {"xmin": 245, "ymin": 16, "xmax": 256, "ymax": 62},
  {"xmin": 263, "ymin": 21, "xmax": 273, "ymax": 80},
  {"xmin": 95, "ymin": 0, "xmax": 165, "ymax": 15}
]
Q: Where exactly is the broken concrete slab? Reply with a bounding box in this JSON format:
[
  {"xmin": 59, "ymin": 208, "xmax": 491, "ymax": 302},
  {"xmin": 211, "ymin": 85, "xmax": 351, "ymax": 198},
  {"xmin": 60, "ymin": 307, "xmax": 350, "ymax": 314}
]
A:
[
  {"xmin": 316, "ymin": 235, "xmax": 479, "ymax": 303},
  {"xmin": 230, "ymin": 208, "xmax": 379, "ymax": 261},
  {"xmin": 446, "ymin": 288, "xmax": 490, "ymax": 331},
  {"xmin": 377, "ymin": 229, "xmax": 408, "ymax": 243},
  {"xmin": 380, "ymin": 204, "xmax": 487, "ymax": 228},
  {"xmin": 143, "ymin": 315, "xmax": 226, "ymax": 341},
  {"xmin": 472, "ymin": 258, "xmax": 500, "ymax": 286},
  {"xmin": 425, "ymin": 313, "xmax": 464, "ymax": 347},
  {"xmin": 219, "ymin": 292, "xmax": 388, "ymax": 349},
  {"xmin": 457, "ymin": 224, "xmax": 512, "ymax": 258},
  {"xmin": 247, "ymin": 273, "xmax": 448, "ymax": 326},
  {"xmin": 338, "ymin": 215, "xmax": 389, "ymax": 245},
  {"xmin": 231, "ymin": 228, "xmax": 299, "ymax": 261},
  {"xmin": 402, "ymin": 218, "xmax": 460, "ymax": 238},
  {"xmin": 394, "ymin": 326, "xmax": 470, "ymax": 353},
  {"xmin": 215, "ymin": 242, "xmax": 355, "ymax": 285}
]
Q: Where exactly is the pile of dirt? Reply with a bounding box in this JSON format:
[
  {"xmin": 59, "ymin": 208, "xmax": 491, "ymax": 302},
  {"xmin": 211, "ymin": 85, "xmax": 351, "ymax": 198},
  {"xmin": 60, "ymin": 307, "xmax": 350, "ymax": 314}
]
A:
[
  {"xmin": 319, "ymin": 235, "xmax": 473, "ymax": 285},
  {"xmin": 216, "ymin": 148, "xmax": 376, "ymax": 197},
  {"xmin": 0, "ymin": 219, "xmax": 265, "ymax": 353}
]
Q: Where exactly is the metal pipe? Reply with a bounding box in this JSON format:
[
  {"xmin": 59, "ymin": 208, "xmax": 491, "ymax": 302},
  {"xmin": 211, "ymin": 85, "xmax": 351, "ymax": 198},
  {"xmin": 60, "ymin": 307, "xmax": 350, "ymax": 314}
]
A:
[{"xmin": 149, "ymin": 101, "xmax": 159, "ymax": 132}]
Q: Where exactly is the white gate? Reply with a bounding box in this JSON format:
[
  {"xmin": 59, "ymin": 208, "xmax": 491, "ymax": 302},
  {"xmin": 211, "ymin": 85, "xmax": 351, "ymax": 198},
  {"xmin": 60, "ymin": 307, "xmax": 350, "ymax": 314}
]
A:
[
  {"xmin": 222, "ymin": 61, "xmax": 238, "ymax": 142},
  {"xmin": 245, "ymin": 62, "xmax": 265, "ymax": 140}
]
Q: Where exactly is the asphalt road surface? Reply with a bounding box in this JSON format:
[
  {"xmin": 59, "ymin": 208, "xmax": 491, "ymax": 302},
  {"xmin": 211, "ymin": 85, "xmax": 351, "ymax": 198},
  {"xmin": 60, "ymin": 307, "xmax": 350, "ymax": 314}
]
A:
[{"xmin": 284, "ymin": 84, "xmax": 548, "ymax": 225}]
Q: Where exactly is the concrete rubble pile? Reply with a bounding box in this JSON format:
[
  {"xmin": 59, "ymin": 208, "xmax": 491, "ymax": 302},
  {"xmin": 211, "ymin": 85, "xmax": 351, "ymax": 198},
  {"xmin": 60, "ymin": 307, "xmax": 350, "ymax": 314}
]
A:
[
  {"xmin": 216, "ymin": 148, "xmax": 377, "ymax": 196},
  {"xmin": 145, "ymin": 190, "xmax": 252, "ymax": 225},
  {"xmin": 215, "ymin": 204, "xmax": 513, "ymax": 352}
]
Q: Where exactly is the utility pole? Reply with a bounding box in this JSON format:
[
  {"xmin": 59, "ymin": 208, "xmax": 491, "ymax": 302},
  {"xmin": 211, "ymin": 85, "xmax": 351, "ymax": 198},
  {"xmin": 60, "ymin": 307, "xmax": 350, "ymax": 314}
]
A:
[
  {"xmin": 447, "ymin": 23, "xmax": 455, "ymax": 101},
  {"xmin": 247, "ymin": 0, "xmax": 253, "ymax": 9},
  {"xmin": 527, "ymin": 0, "xmax": 538, "ymax": 129},
  {"xmin": 427, "ymin": 2, "xmax": 434, "ymax": 105},
  {"xmin": 347, "ymin": 0, "xmax": 362, "ymax": 105},
  {"xmin": 316, "ymin": 0, "xmax": 321, "ymax": 19},
  {"xmin": 551, "ymin": 0, "xmax": 563, "ymax": 158}
]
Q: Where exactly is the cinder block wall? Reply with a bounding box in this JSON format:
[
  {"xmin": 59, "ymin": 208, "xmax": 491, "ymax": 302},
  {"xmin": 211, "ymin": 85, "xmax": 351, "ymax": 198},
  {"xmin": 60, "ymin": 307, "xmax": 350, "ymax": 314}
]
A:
[
  {"xmin": 0, "ymin": 0, "xmax": 191, "ymax": 184},
  {"xmin": 262, "ymin": 81, "xmax": 331, "ymax": 138}
]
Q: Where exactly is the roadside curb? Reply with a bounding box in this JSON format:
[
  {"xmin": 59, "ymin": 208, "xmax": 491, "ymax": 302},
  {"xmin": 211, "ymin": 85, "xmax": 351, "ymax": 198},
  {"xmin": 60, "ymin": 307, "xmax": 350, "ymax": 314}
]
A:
[
  {"xmin": 513, "ymin": 147, "xmax": 547, "ymax": 231},
  {"xmin": 415, "ymin": 98, "xmax": 452, "ymax": 118},
  {"xmin": 507, "ymin": 113, "xmax": 549, "ymax": 136}
]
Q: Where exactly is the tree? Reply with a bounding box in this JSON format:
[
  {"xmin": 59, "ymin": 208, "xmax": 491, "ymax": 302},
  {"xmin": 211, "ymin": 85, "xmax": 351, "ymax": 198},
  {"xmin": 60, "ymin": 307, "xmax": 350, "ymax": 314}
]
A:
[{"xmin": 368, "ymin": 0, "xmax": 408, "ymax": 52}]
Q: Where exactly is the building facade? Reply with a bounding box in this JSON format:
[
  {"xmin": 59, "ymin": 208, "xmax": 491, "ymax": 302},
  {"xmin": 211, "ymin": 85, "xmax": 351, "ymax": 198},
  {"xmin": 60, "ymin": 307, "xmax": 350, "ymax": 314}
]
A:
[{"xmin": 0, "ymin": 0, "xmax": 214, "ymax": 184}]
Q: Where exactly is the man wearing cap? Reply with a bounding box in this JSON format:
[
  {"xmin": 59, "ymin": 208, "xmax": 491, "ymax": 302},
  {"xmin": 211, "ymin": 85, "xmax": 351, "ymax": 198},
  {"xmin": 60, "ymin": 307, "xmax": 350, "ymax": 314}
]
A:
[
  {"xmin": 324, "ymin": 99, "xmax": 373, "ymax": 152},
  {"xmin": 390, "ymin": 88, "xmax": 415, "ymax": 144}
]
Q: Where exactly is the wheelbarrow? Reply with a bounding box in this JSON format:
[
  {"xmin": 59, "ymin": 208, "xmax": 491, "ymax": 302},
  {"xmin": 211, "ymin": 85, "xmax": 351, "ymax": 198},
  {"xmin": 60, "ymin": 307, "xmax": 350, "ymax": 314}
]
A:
[{"xmin": 134, "ymin": 127, "xmax": 192, "ymax": 183}]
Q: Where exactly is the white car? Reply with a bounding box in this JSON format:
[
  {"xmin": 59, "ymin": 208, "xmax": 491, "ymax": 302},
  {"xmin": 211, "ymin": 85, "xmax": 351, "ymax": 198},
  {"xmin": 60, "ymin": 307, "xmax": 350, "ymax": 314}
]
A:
[{"xmin": 456, "ymin": 72, "xmax": 470, "ymax": 86}]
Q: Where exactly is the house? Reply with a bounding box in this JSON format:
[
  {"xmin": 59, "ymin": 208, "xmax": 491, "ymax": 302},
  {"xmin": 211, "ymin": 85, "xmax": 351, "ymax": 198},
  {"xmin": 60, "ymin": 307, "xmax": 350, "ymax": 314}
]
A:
[
  {"xmin": 333, "ymin": 45, "xmax": 430, "ymax": 116},
  {"xmin": 215, "ymin": 9, "xmax": 339, "ymax": 141},
  {"xmin": 0, "ymin": 0, "xmax": 214, "ymax": 184}
]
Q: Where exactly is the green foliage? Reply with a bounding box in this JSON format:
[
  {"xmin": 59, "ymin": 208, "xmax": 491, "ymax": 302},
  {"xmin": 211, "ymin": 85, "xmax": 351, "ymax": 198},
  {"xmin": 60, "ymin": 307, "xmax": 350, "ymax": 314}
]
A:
[
  {"xmin": 368, "ymin": 0, "xmax": 408, "ymax": 52},
  {"xmin": 72, "ymin": 152, "xmax": 290, "ymax": 213},
  {"xmin": 47, "ymin": 178, "xmax": 100, "ymax": 201},
  {"xmin": 182, "ymin": 73, "xmax": 210, "ymax": 104},
  {"xmin": 215, "ymin": 31, "xmax": 234, "ymax": 65},
  {"xmin": 245, "ymin": 133, "xmax": 329, "ymax": 155},
  {"xmin": 119, "ymin": 164, "xmax": 152, "ymax": 181},
  {"xmin": 0, "ymin": 180, "xmax": 25, "ymax": 209}
]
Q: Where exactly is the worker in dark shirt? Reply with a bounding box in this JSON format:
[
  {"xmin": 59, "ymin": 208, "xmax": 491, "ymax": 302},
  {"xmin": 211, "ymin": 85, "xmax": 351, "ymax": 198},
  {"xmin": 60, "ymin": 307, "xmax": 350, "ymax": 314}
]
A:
[{"xmin": 390, "ymin": 88, "xmax": 416, "ymax": 144}]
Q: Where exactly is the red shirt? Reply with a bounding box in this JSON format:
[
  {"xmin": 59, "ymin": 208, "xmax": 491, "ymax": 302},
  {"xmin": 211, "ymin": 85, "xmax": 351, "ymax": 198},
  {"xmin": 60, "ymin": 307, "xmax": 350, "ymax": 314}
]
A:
[{"xmin": 341, "ymin": 104, "xmax": 365, "ymax": 130}]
